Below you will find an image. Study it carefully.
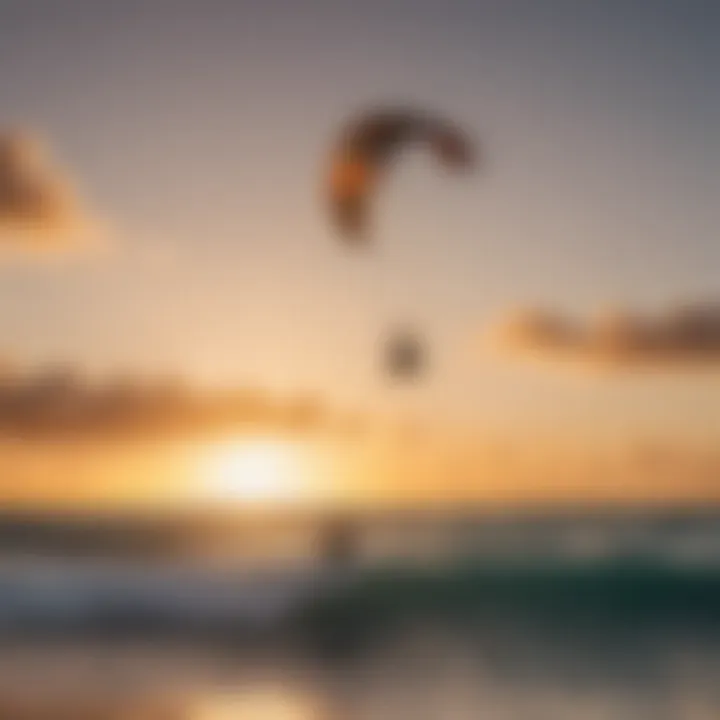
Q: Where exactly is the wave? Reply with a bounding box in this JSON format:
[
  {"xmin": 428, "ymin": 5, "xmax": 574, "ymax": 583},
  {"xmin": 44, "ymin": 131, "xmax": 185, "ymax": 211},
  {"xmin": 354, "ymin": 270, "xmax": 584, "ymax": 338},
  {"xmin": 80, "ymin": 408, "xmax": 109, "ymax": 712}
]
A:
[
  {"xmin": 3, "ymin": 553, "xmax": 720, "ymax": 648},
  {"xmin": 292, "ymin": 555, "xmax": 720, "ymax": 656}
]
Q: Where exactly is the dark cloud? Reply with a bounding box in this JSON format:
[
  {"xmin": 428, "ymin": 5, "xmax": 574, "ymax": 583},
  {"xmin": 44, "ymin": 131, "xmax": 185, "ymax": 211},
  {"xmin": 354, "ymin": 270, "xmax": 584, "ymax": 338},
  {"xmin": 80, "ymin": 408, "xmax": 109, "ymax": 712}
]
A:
[
  {"xmin": 0, "ymin": 365, "xmax": 364, "ymax": 441},
  {"xmin": 0, "ymin": 131, "xmax": 98, "ymax": 247},
  {"xmin": 488, "ymin": 301, "xmax": 720, "ymax": 371}
]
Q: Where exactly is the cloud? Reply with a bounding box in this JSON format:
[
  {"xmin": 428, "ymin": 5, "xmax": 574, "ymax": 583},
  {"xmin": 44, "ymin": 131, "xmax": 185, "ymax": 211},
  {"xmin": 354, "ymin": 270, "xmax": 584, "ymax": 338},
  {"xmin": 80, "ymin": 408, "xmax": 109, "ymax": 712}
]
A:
[
  {"xmin": 0, "ymin": 130, "xmax": 99, "ymax": 249},
  {"xmin": 486, "ymin": 301, "xmax": 720, "ymax": 372},
  {"xmin": 0, "ymin": 364, "xmax": 365, "ymax": 442}
]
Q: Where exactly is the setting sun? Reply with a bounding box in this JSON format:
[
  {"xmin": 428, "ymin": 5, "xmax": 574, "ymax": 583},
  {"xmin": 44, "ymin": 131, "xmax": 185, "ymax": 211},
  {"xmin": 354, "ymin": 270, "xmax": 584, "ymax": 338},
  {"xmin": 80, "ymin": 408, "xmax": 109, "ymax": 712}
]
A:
[{"xmin": 200, "ymin": 438, "xmax": 305, "ymax": 503}]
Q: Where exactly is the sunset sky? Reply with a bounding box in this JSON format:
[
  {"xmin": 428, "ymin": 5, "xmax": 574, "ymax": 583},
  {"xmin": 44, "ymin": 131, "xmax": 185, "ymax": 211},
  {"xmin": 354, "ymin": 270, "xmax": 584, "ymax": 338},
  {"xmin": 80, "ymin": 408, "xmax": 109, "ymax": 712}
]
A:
[{"xmin": 0, "ymin": 0, "xmax": 718, "ymax": 506}]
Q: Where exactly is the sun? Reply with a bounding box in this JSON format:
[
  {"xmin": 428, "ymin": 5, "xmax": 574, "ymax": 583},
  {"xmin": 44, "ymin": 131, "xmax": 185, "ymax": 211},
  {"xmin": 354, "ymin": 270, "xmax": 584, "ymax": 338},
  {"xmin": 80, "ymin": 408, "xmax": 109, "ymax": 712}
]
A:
[{"xmin": 202, "ymin": 438, "xmax": 302, "ymax": 503}]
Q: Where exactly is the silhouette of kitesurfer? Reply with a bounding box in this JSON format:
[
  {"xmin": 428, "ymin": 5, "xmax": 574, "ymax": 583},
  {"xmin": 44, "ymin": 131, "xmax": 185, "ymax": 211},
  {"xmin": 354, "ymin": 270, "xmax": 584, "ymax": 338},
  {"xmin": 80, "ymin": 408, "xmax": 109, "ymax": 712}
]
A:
[{"xmin": 320, "ymin": 515, "xmax": 359, "ymax": 574}]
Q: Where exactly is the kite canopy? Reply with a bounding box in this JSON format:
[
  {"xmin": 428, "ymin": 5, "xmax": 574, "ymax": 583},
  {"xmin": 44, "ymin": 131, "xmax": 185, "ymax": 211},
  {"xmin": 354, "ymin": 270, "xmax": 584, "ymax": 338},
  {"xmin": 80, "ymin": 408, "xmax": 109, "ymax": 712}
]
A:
[{"xmin": 327, "ymin": 107, "xmax": 476, "ymax": 242}]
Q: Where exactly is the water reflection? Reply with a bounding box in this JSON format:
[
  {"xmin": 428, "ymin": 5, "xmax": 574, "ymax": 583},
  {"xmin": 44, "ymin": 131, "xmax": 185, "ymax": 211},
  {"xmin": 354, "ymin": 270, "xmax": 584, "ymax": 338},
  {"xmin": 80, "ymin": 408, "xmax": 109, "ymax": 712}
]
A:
[
  {"xmin": 0, "ymin": 686, "xmax": 329, "ymax": 720},
  {"xmin": 2, "ymin": 631, "xmax": 720, "ymax": 719}
]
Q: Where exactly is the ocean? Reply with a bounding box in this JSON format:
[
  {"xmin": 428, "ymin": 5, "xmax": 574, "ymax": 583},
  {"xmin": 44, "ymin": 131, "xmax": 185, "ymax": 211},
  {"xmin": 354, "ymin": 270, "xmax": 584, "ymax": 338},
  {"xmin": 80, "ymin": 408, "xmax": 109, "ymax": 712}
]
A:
[{"xmin": 1, "ymin": 507, "xmax": 719, "ymax": 718}]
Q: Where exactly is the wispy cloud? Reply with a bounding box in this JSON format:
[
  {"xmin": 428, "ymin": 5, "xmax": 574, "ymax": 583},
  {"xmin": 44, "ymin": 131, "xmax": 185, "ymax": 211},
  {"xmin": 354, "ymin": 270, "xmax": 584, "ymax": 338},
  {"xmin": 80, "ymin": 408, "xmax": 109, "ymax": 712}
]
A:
[
  {"xmin": 0, "ymin": 130, "xmax": 101, "ymax": 250},
  {"xmin": 0, "ymin": 363, "xmax": 364, "ymax": 441},
  {"xmin": 486, "ymin": 302, "xmax": 720, "ymax": 372}
]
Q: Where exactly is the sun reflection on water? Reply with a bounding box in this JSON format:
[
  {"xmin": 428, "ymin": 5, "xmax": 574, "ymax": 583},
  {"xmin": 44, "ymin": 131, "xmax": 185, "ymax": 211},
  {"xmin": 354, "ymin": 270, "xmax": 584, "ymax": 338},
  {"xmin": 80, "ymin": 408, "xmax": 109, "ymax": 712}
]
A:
[{"xmin": 190, "ymin": 686, "xmax": 327, "ymax": 720}]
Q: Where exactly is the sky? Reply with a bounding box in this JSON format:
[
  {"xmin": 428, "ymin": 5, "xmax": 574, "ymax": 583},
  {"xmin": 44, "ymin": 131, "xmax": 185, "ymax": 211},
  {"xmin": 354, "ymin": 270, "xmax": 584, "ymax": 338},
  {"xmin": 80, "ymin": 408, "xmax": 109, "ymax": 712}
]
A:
[{"xmin": 0, "ymin": 0, "xmax": 718, "ymax": 506}]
